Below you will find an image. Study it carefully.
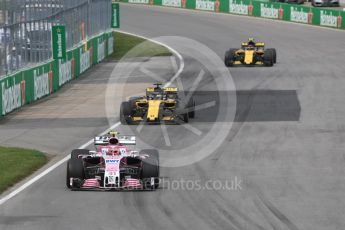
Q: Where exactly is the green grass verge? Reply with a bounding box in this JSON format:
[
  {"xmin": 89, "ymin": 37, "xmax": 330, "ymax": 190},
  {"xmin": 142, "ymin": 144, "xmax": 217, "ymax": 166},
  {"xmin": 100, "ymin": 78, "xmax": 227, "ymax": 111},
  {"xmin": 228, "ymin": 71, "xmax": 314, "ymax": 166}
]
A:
[
  {"xmin": 111, "ymin": 32, "xmax": 172, "ymax": 60},
  {"xmin": 0, "ymin": 147, "xmax": 47, "ymax": 194}
]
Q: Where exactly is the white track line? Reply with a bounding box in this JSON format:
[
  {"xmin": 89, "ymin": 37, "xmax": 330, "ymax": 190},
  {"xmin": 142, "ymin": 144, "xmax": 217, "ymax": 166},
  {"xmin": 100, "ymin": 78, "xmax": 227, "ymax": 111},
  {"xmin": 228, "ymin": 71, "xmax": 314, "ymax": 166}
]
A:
[
  {"xmin": 115, "ymin": 30, "xmax": 185, "ymax": 87},
  {"xmin": 0, "ymin": 30, "xmax": 185, "ymax": 206}
]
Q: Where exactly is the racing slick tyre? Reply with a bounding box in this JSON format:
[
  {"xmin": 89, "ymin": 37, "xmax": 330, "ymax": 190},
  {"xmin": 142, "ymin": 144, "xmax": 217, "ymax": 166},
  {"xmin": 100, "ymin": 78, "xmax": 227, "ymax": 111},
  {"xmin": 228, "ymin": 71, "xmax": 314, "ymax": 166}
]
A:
[
  {"xmin": 66, "ymin": 158, "xmax": 85, "ymax": 189},
  {"xmin": 140, "ymin": 149, "xmax": 159, "ymax": 189},
  {"xmin": 176, "ymin": 105, "xmax": 189, "ymax": 123},
  {"xmin": 224, "ymin": 49, "xmax": 236, "ymax": 67},
  {"xmin": 183, "ymin": 113, "xmax": 189, "ymax": 123},
  {"xmin": 120, "ymin": 101, "xmax": 133, "ymax": 125},
  {"xmin": 187, "ymin": 97, "xmax": 196, "ymax": 119},
  {"xmin": 71, "ymin": 149, "xmax": 89, "ymax": 160},
  {"xmin": 140, "ymin": 149, "xmax": 159, "ymax": 164},
  {"xmin": 264, "ymin": 49, "xmax": 274, "ymax": 67},
  {"xmin": 267, "ymin": 48, "xmax": 277, "ymax": 63}
]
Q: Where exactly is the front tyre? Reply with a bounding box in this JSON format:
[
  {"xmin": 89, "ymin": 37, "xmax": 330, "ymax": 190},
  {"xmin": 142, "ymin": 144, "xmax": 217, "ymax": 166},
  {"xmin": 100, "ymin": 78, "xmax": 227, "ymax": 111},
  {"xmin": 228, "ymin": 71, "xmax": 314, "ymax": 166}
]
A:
[
  {"xmin": 224, "ymin": 49, "xmax": 236, "ymax": 67},
  {"xmin": 264, "ymin": 49, "xmax": 274, "ymax": 67},
  {"xmin": 120, "ymin": 101, "xmax": 133, "ymax": 125},
  {"xmin": 66, "ymin": 158, "xmax": 84, "ymax": 189},
  {"xmin": 71, "ymin": 149, "xmax": 89, "ymax": 160},
  {"xmin": 267, "ymin": 48, "xmax": 277, "ymax": 63}
]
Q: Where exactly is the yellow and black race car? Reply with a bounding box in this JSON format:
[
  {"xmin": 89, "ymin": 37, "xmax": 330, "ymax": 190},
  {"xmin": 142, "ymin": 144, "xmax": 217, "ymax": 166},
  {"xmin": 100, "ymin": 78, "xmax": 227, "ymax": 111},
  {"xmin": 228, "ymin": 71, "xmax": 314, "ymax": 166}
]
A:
[
  {"xmin": 224, "ymin": 38, "xmax": 277, "ymax": 67},
  {"xmin": 120, "ymin": 83, "xmax": 195, "ymax": 125}
]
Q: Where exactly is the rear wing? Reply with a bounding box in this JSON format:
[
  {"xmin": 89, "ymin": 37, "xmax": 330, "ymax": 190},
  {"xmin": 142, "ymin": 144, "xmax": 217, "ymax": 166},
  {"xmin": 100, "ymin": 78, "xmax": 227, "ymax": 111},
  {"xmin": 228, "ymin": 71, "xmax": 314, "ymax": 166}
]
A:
[
  {"xmin": 146, "ymin": 87, "xmax": 155, "ymax": 92},
  {"xmin": 241, "ymin": 42, "xmax": 265, "ymax": 47},
  {"xmin": 164, "ymin": 87, "xmax": 178, "ymax": 93},
  {"xmin": 118, "ymin": 135, "xmax": 136, "ymax": 145},
  {"xmin": 94, "ymin": 135, "xmax": 136, "ymax": 146}
]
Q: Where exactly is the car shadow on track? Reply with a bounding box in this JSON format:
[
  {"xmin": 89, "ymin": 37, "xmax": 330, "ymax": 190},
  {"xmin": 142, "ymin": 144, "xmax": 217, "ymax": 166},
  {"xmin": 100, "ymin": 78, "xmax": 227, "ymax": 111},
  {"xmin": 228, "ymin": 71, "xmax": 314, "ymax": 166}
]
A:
[{"xmin": 187, "ymin": 90, "xmax": 301, "ymax": 123}]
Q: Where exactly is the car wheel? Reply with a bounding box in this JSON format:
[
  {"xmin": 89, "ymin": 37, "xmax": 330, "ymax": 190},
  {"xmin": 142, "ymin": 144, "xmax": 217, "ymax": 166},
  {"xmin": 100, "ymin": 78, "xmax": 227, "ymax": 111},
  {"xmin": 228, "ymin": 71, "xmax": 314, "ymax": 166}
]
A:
[
  {"xmin": 224, "ymin": 49, "xmax": 236, "ymax": 67},
  {"xmin": 176, "ymin": 103, "xmax": 189, "ymax": 123},
  {"xmin": 120, "ymin": 101, "xmax": 132, "ymax": 125},
  {"xmin": 267, "ymin": 48, "xmax": 277, "ymax": 63},
  {"xmin": 187, "ymin": 97, "xmax": 195, "ymax": 119},
  {"xmin": 264, "ymin": 49, "xmax": 274, "ymax": 67},
  {"xmin": 183, "ymin": 112, "xmax": 189, "ymax": 123},
  {"xmin": 66, "ymin": 160, "xmax": 71, "ymax": 188},
  {"xmin": 140, "ymin": 149, "xmax": 160, "ymax": 189},
  {"xmin": 140, "ymin": 149, "xmax": 159, "ymax": 164},
  {"xmin": 66, "ymin": 158, "xmax": 84, "ymax": 189},
  {"xmin": 71, "ymin": 149, "xmax": 89, "ymax": 160}
]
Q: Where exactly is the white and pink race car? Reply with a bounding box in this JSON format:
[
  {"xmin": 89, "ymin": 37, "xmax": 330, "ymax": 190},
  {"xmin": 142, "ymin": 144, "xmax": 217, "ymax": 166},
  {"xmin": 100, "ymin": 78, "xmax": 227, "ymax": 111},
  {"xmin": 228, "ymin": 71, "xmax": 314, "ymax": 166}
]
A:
[{"xmin": 66, "ymin": 132, "xmax": 159, "ymax": 190}]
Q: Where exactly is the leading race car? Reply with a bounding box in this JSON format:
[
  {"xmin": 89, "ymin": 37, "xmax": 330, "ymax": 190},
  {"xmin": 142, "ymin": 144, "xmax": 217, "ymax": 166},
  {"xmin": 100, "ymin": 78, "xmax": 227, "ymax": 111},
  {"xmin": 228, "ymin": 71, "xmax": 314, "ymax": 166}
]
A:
[
  {"xmin": 120, "ymin": 83, "xmax": 195, "ymax": 125},
  {"xmin": 66, "ymin": 131, "xmax": 160, "ymax": 191},
  {"xmin": 224, "ymin": 38, "xmax": 277, "ymax": 67}
]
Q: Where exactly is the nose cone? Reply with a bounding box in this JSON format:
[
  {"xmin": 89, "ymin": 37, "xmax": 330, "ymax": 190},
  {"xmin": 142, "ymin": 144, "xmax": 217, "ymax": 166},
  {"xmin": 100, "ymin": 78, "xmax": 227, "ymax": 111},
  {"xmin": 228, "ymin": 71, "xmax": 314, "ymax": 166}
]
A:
[{"xmin": 147, "ymin": 100, "xmax": 162, "ymax": 121}]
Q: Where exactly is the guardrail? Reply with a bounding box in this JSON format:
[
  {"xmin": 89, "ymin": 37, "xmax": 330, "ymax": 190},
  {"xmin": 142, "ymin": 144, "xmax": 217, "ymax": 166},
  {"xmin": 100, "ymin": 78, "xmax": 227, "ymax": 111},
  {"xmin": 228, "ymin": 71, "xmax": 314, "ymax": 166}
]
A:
[
  {"xmin": 119, "ymin": 0, "xmax": 345, "ymax": 29},
  {"xmin": 1, "ymin": 31, "xmax": 114, "ymax": 116}
]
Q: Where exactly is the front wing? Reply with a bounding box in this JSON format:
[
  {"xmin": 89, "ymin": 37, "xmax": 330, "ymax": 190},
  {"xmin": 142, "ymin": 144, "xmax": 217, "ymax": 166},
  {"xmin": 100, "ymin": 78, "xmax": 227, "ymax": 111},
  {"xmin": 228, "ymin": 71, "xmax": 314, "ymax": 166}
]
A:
[{"xmin": 69, "ymin": 177, "xmax": 157, "ymax": 191}]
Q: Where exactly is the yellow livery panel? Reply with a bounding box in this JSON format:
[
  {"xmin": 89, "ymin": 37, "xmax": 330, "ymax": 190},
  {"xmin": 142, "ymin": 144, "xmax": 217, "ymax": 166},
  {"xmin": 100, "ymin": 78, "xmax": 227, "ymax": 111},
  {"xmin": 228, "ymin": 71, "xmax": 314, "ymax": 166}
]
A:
[{"xmin": 147, "ymin": 100, "xmax": 162, "ymax": 121}]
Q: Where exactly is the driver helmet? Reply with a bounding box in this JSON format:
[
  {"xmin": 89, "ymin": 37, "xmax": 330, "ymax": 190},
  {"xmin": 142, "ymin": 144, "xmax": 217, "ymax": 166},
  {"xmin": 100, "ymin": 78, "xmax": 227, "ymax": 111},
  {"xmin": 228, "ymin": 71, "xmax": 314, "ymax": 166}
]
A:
[
  {"xmin": 108, "ymin": 131, "xmax": 119, "ymax": 137},
  {"xmin": 109, "ymin": 137, "xmax": 119, "ymax": 145},
  {"xmin": 248, "ymin": 38, "xmax": 256, "ymax": 46}
]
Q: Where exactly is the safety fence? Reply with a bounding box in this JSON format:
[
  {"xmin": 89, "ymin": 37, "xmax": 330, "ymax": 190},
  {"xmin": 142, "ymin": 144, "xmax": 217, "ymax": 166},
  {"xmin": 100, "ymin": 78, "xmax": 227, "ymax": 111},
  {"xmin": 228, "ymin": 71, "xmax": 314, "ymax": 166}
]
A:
[
  {"xmin": 118, "ymin": 0, "xmax": 345, "ymax": 30},
  {"xmin": 0, "ymin": 0, "xmax": 112, "ymax": 77},
  {"xmin": 0, "ymin": 31, "xmax": 114, "ymax": 116}
]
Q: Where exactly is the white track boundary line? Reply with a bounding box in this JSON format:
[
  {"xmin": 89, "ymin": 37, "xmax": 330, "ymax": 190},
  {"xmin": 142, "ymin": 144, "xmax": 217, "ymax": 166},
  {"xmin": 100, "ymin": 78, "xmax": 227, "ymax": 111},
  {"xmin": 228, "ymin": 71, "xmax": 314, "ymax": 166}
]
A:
[
  {"xmin": 115, "ymin": 30, "xmax": 185, "ymax": 87},
  {"xmin": 0, "ymin": 30, "xmax": 185, "ymax": 206}
]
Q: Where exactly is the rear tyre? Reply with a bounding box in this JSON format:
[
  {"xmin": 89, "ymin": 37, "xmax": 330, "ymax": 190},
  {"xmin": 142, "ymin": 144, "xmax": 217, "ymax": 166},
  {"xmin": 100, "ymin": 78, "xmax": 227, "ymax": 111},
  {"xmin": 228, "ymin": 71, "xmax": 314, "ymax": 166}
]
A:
[
  {"xmin": 71, "ymin": 149, "xmax": 89, "ymax": 160},
  {"xmin": 224, "ymin": 49, "xmax": 236, "ymax": 67},
  {"xmin": 176, "ymin": 104, "xmax": 189, "ymax": 123},
  {"xmin": 264, "ymin": 49, "xmax": 274, "ymax": 67},
  {"xmin": 120, "ymin": 101, "xmax": 132, "ymax": 125},
  {"xmin": 66, "ymin": 161, "xmax": 71, "ymax": 188},
  {"xmin": 183, "ymin": 113, "xmax": 189, "ymax": 123},
  {"xmin": 140, "ymin": 149, "xmax": 160, "ymax": 189},
  {"xmin": 66, "ymin": 158, "xmax": 84, "ymax": 189},
  {"xmin": 187, "ymin": 97, "xmax": 195, "ymax": 119},
  {"xmin": 140, "ymin": 149, "xmax": 159, "ymax": 164}
]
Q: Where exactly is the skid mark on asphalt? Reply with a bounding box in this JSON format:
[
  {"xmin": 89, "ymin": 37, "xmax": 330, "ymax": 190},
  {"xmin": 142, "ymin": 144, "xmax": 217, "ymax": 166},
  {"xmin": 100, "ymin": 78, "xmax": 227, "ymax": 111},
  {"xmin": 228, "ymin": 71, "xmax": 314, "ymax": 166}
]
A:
[
  {"xmin": 254, "ymin": 198, "xmax": 282, "ymax": 230},
  {"xmin": 193, "ymin": 162, "xmax": 268, "ymax": 230},
  {"xmin": 258, "ymin": 193, "xmax": 300, "ymax": 230}
]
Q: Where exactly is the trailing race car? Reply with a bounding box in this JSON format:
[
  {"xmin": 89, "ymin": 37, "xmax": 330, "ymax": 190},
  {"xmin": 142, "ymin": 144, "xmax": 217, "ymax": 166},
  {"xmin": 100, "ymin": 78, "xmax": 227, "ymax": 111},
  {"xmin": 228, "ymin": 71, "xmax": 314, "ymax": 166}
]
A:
[
  {"xmin": 224, "ymin": 38, "xmax": 277, "ymax": 67},
  {"xmin": 66, "ymin": 131, "xmax": 159, "ymax": 190},
  {"xmin": 120, "ymin": 83, "xmax": 195, "ymax": 125}
]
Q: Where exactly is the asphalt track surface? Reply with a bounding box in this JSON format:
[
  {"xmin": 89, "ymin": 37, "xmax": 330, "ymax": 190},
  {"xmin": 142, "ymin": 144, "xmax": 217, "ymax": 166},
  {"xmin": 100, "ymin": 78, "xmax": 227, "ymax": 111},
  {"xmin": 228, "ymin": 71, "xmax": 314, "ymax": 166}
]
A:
[{"xmin": 1, "ymin": 4, "xmax": 345, "ymax": 230}]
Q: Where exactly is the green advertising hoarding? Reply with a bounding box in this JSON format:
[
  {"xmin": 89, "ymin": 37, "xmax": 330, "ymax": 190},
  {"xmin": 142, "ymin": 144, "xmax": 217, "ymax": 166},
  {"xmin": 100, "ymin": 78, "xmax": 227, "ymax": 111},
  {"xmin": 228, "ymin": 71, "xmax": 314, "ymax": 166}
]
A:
[
  {"xmin": 52, "ymin": 26, "xmax": 67, "ymax": 60},
  {"xmin": 127, "ymin": 0, "xmax": 150, "ymax": 3},
  {"xmin": 1, "ymin": 31, "xmax": 114, "ymax": 117},
  {"xmin": 194, "ymin": 0, "xmax": 220, "ymax": 12},
  {"xmin": 111, "ymin": 3, "xmax": 120, "ymax": 28},
  {"xmin": 228, "ymin": 0, "xmax": 252, "ymax": 16},
  {"xmin": 288, "ymin": 5, "xmax": 313, "ymax": 25},
  {"xmin": 161, "ymin": 0, "xmax": 182, "ymax": 8},
  {"xmin": 313, "ymin": 8, "xmax": 343, "ymax": 28},
  {"xmin": 1, "ymin": 72, "xmax": 25, "ymax": 116},
  {"xmin": 125, "ymin": 0, "xmax": 345, "ymax": 30}
]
